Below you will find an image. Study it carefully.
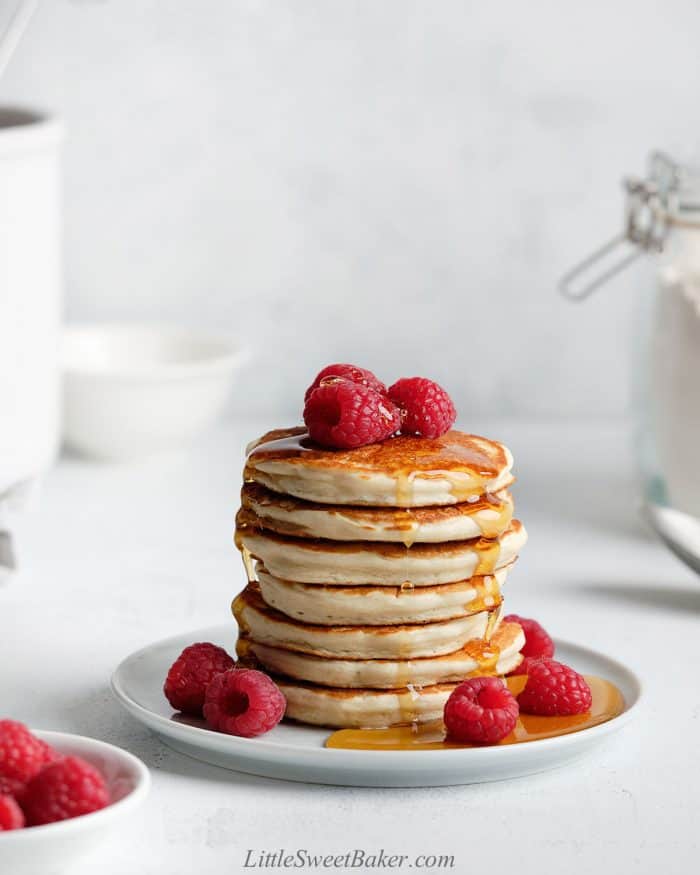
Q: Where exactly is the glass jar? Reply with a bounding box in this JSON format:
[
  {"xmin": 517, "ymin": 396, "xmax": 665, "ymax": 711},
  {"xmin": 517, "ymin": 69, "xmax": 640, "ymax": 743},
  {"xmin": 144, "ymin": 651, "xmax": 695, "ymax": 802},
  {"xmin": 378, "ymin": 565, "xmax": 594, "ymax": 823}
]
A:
[{"xmin": 561, "ymin": 153, "xmax": 700, "ymax": 519}]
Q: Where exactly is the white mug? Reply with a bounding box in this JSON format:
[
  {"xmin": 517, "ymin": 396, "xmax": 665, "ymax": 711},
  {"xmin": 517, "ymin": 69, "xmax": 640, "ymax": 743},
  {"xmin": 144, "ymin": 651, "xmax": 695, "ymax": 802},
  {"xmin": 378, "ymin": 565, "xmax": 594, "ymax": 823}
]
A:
[{"xmin": 0, "ymin": 107, "xmax": 63, "ymax": 569}]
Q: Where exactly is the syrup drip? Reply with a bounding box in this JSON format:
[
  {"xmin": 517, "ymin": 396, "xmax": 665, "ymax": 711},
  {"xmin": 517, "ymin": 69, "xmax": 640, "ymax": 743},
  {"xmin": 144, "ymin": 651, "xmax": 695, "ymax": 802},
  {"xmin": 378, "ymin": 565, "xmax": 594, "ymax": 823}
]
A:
[
  {"xmin": 462, "ymin": 635, "xmax": 501, "ymax": 673},
  {"xmin": 395, "ymin": 470, "xmax": 416, "ymax": 507},
  {"xmin": 394, "ymin": 468, "xmax": 493, "ymax": 507},
  {"xmin": 246, "ymin": 429, "xmax": 312, "ymax": 460},
  {"xmin": 325, "ymin": 675, "xmax": 625, "ymax": 750},
  {"xmin": 473, "ymin": 494, "xmax": 514, "ymax": 540},
  {"xmin": 396, "ymin": 680, "xmax": 420, "ymax": 724},
  {"xmin": 483, "ymin": 603, "xmax": 502, "ymax": 642},
  {"xmin": 234, "ymin": 528, "xmax": 257, "ymax": 584},
  {"xmin": 474, "ymin": 538, "xmax": 500, "ymax": 575},
  {"xmin": 231, "ymin": 594, "xmax": 250, "ymax": 634},
  {"xmin": 240, "ymin": 544, "xmax": 255, "ymax": 584},
  {"xmin": 441, "ymin": 470, "xmax": 489, "ymax": 504},
  {"xmin": 463, "ymin": 576, "xmax": 501, "ymax": 613},
  {"xmin": 391, "ymin": 509, "xmax": 418, "ymax": 548}
]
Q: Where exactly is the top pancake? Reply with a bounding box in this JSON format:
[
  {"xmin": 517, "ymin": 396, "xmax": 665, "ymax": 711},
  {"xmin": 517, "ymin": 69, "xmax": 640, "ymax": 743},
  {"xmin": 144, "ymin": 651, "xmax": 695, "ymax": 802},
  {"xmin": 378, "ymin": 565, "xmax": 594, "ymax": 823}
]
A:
[{"xmin": 245, "ymin": 427, "xmax": 514, "ymax": 507}]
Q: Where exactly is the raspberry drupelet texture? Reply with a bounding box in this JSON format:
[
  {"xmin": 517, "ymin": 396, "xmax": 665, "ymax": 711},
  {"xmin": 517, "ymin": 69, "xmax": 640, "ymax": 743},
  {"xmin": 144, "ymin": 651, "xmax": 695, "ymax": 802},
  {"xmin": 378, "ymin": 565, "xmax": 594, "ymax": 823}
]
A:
[
  {"xmin": 517, "ymin": 659, "xmax": 593, "ymax": 716},
  {"xmin": 443, "ymin": 677, "xmax": 519, "ymax": 744},
  {"xmin": 503, "ymin": 614, "xmax": 555, "ymax": 660},
  {"xmin": 203, "ymin": 669, "xmax": 286, "ymax": 738},
  {"xmin": 37, "ymin": 740, "xmax": 61, "ymax": 768},
  {"xmin": 304, "ymin": 380, "xmax": 401, "ymax": 449},
  {"xmin": 387, "ymin": 377, "xmax": 456, "ymax": 438},
  {"xmin": 304, "ymin": 363, "xmax": 386, "ymax": 402},
  {"xmin": 0, "ymin": 794, "xmax": 25, "ymax": 830},
  {"xmin": 164, "ymin": 642, "xmax": 236, "ymax": 716},
  {"xmin": 21, "ymin": 756, "xmax": 110, "ymax": 826},
  {"xmin": 0, "ymin": 720, "xmax": 52, "ymax": 798}
]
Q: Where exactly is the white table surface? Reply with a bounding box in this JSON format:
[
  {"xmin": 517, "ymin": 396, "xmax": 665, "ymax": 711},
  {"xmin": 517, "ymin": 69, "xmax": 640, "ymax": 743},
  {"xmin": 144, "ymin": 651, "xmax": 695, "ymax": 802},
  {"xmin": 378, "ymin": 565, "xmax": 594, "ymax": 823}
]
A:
[{"xmin": 2, "ymin": 420, "xmax": 698, "ymax": 875}]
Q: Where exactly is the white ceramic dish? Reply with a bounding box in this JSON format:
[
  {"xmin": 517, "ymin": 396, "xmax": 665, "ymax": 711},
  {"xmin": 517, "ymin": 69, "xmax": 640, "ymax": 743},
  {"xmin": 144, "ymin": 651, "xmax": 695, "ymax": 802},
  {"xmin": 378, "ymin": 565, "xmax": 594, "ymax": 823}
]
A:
[
  {"xmin": 62, "ymin": 323, "xmax": 248, "ymax": 460},
  {"xmin": 111, "ymin": 625, "xmax": 642, "ymax": 788},
  {"xmin": 0, "ymin": 730, "xmax": 150, "ymax": 875}
]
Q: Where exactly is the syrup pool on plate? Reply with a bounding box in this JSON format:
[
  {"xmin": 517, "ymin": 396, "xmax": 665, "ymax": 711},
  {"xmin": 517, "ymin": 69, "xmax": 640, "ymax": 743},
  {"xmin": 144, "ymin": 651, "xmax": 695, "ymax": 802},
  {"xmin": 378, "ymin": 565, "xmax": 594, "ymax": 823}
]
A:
[{"xmin": 325, "ymin": 675, "xmax": 625, "ymax": 750}]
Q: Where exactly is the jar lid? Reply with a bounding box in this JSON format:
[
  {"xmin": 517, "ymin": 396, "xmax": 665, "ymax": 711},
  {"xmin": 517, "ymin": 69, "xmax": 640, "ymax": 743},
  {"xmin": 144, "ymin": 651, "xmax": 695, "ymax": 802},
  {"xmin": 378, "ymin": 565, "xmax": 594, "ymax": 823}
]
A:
[{"xmin": 654, "ymin": 152, "xmax": 700, "ymax": 221}]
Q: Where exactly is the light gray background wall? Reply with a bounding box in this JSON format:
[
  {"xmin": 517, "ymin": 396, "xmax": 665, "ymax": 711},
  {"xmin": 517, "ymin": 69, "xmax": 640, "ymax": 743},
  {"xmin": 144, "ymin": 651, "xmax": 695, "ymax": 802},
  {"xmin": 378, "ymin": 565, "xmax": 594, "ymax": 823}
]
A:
[{"xmin": 3, "ymin": 0, "xmax": 699, "ymax": 419}]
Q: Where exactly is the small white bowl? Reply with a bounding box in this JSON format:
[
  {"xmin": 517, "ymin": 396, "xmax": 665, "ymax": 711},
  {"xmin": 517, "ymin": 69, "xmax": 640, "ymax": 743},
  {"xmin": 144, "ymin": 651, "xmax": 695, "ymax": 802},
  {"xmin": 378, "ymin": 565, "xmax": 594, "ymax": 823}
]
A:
[
  {"xmin": 0, "ymin": 730, "xmax": 150, "ymax": 875},
  {"xmin": 62, "ymin": 323, "xmax": 248, "ymax": 460}
]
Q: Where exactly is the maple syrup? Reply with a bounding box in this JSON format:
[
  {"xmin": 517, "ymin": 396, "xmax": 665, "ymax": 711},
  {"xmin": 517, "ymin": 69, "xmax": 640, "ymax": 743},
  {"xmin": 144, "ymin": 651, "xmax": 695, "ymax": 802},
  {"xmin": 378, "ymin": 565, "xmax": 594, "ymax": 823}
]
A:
[
  {"xmin": 396, "ymin": 470, "xmax": 416, "ymax": 507},
  {"xmin": 325, "ymin": 675, "xmax": 624, "ymax": 750},
  {"xmin": 246, "ymin": 427, "xmax": 313, "ymax": 460},
  {"xmin": 462, "ymin": 575, "xmax": 501, "ymax": 613},
  {"xmin": 472, "ymin": 494, "xmax": 514, "ymax": 539},
  {"xmin": 392, "ymin": 509, "xmax": 418, "ymax": 547},
  {"xmin": 473, "ymin": 537, "xmax": 500, "ymax": 575},
  {"xmin": 233, "ymin": 527, "xmax": 256, "ymax": 584}
]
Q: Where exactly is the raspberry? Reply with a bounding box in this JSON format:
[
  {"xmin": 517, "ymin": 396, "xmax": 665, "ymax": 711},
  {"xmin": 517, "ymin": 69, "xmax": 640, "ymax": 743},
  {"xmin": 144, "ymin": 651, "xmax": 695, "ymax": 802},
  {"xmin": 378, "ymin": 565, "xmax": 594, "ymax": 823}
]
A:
[
  {"xmin": 387, "ymin": 377, "xmax": 456, "ymax": 438},
  {"xmin": 203, "ymin": 669, "xmax": 286, "ymax": 737},
  {"xmin": 517, "ymin": 659, "xmax": 593, "ymax": 716},
  {"xmin": 503, "ymin": 614, "xmax": 555, "ymax": 660},
  {"xmin": 21, "ymin": 756, "xmax": 109, "ymax": 826},
  {"xmin": 443, "ymin": 677, "xmax": 519, "ymax": 744},
  {"xmin": 38, "ymin": 740, "xmax": 62, "ymax": 767},
  {"xmin": 304, "ymin": 381, "xmax": 401, "ymax": 449},
  {"xmin": 0, "ymin": 720, "xmax": 49, "ymax": 798},
  {"xmin": 304, "ymin": 364, "xmax": 386, "ymax": 402},
  {"xmin": 164, "ymin": 642, "xmax": 236, "ymax": 716},
  {"xmin": 0, "ymin": 794, "xmax": 24, "ymax": 830}
]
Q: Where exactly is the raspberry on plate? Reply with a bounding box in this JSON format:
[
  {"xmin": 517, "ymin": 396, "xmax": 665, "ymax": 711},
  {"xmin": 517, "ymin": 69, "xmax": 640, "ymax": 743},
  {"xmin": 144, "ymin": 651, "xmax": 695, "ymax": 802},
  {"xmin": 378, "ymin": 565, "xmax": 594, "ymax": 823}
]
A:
[
  {"xmin": 304, "ymin": 380, "xmax": 401, "ymax": 449},
  {"xmin": 203, "ymin": 669, "xmax": 286, "ymax": 738},
  {"xmin": 387, "ymin": 377, "xmax": 456, "ymax": 438},
  {"xmin": 0, "ymin": 719, "xmax": 51, "ymax": 798},
  {"xmin": 164, "ymin": 642, "xmax": 236, "ymax": 716},
  {"xmin": 443, "ymin": 677, "xmax": 519, "ymax": 744},
  {"xmin": 304, "ymin": 363, "xmax": 386, "ymax": 402},
  {"xmin": 0, "ymin": 794, "xmax": 25, "ymax": 830},
  {"xmin": 21, "ymin": 756, "xmax": 110, "ymax": 826},
  {"xmin": 503, "ymin": 614, "xmax": 555, "ymax": 660},
  {"xmin": 517, "ymin": 659, "xmax": 593, "ymax": 716}
]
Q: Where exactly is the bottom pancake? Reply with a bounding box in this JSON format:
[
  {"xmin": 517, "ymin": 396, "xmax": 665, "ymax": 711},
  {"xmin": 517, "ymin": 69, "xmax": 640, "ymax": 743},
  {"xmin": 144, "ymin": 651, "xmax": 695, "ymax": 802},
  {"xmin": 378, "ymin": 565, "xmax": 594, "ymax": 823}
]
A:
[
  {"xmin": 237, "ymin": 621, "xmax": 524, "ymax": 689},
  {"xmin": 276, "ymin": 678, "xmax": 459, "ymax": 728}
]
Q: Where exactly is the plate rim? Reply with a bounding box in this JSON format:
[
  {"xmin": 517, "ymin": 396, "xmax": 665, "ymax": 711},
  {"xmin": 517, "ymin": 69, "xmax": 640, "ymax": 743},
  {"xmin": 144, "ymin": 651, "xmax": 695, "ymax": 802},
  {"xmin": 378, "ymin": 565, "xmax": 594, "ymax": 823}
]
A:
[{"xmin": 111, "ymin": 624, "xmax": 643, "ymax": 762}]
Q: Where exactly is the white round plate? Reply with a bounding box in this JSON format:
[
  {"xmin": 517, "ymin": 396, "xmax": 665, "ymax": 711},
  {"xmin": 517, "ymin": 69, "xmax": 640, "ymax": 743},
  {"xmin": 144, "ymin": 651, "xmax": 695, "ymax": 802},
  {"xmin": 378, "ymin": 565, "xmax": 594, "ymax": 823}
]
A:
[{"xmin": 111, "ymin": 625, "xmax": 641, "ymax": 788}]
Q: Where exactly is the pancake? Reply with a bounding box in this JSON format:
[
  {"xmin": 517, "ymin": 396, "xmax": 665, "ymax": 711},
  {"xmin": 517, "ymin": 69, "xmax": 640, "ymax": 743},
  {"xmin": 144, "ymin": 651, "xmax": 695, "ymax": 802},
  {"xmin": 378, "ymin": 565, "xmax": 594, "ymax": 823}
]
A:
[
  {"xmin": 245, "ymin": 427, "xmax": 514, "ymax": 507},
  {"xmin": 241, "ymin": 482, "xmax": 514, "ymax": 543},
  {"xmin": 236, "ymin": 514, "xmax": 526, "ymax": 586},
  {"xmin": 278, "ymin": 678, "xmax": 461, "ymax": 728},
  {"xmin": 237, "ymin": 621, "xmax": 524, "ymax": 689},
  {"xmin": 256, "ymin": 564, "xmax": 508, "ymax": 625},
  {"xmin": 233, "ymin": 584, "xmax": 502, "ymax": 659}
]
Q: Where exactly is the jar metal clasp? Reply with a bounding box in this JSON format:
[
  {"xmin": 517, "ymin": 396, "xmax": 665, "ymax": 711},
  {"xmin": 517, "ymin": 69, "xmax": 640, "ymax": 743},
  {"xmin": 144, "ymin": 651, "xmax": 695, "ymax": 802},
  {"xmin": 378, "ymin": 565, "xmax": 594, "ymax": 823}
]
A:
[{"xmin": 558, "ymin": 152, "xmax": 679, "ymax": 301}]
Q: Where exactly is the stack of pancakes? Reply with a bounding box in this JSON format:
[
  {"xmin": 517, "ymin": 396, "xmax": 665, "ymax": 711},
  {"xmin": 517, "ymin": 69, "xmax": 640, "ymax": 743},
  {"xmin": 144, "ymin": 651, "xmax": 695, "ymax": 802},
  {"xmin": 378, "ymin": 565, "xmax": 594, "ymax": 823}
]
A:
[{"xmin": 233, "ymin": 427, "xmax": 527, "ymax": 728}]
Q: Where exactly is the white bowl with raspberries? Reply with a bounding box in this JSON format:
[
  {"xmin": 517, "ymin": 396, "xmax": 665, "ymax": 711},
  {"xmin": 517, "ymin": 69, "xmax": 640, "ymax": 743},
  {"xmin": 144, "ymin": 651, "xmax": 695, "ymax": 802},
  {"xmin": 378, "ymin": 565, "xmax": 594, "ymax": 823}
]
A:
[{"xmin": 0, "ymin": 724, "xmax": 150, "ymax": 874}]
